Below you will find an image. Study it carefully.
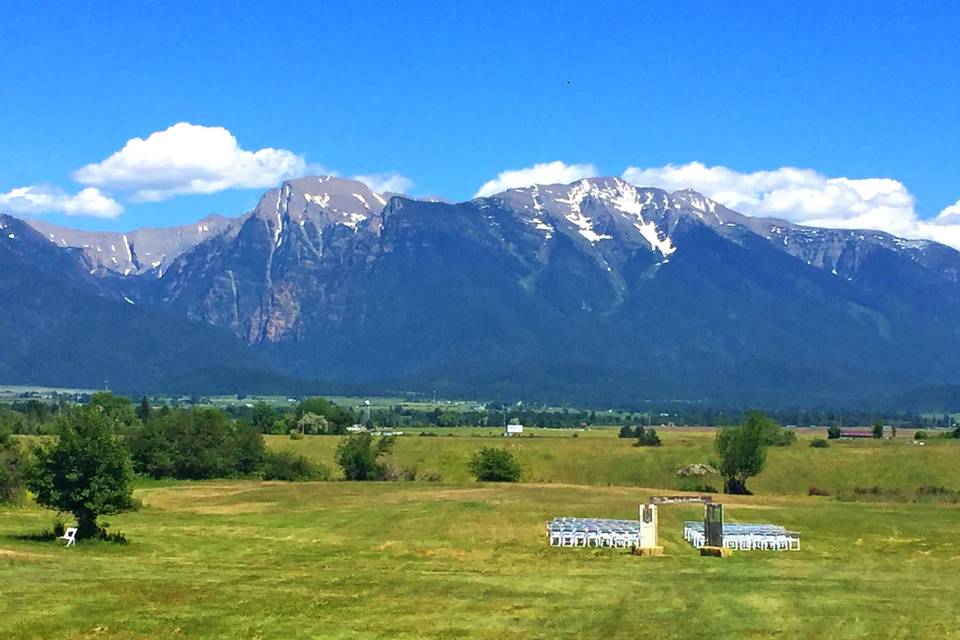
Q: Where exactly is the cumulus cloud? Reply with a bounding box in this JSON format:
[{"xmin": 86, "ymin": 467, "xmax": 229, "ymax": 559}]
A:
[
  {"xmin": 622, "ymin": 162, "xmax": 960, "ymax": 249},
  {"xmin": 73, "ymin": 122, "xmax": 308, "ymax": 202},
  {"xmin": 0, "ymin": 185, "xmax": 123, "ymax": 218},
  {"xmin": 474, "ymin": 161, "xmax": 598, "ymax": 198},
  {"xmin": 353, "ymin": 172, "xmax": 414, "ymax": 194}
]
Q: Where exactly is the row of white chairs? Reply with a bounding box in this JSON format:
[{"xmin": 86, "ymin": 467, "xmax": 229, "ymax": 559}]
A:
[
  {"xmin": 548, "ymin": 528, "xmax": 640, "ymax": 548},
  {"xmin": 683, "ymin": 523, "xmax": 800, "ymax": 551}
]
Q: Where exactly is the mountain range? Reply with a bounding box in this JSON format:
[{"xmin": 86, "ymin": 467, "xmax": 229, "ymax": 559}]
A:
[{"xmin": 3, "ymin": 175, "xmax": 959, "ymax": 407}]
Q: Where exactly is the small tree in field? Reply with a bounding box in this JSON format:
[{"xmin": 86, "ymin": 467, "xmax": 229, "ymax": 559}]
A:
[
  {"xmin": 335, "ymin": 432, "xmax": 393, "ymax": 480},
  {"xmin": 715, "ymin": 412, "xmax": 769, "ymax": 495},
  {"xmin": 827, "ymin": 425, "xmax": 842, "ymax": 439},
  {"xmin": 28, "ymin": 406, "xmax": 137, "ymax": 540},
  {"xmin": 469, "ymin": 448, "xmax": 522, "ymax": 482},
  {"xmin": 872, "ymin": 420, "xmax": 884, "ymax": 439}
]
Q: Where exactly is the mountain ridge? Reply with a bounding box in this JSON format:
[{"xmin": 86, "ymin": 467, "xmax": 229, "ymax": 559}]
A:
[{"xmin": 3, "ymin": 176, "xmax": 960, "ymax": 405}]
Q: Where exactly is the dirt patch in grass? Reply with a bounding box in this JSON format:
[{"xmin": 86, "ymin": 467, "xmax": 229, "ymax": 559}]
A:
[{"xmin": 0, "ymin": 547, "xmax": 48, "ymax": 561}]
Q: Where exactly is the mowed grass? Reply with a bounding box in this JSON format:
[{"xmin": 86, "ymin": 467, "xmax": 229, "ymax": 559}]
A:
[
  {"xmin": 3, "ymin": 481, "xmax": 960, "ymax": 639},
  {"xmin": 270, "ymin": 429, "xmax": 960, "ymax": 493},
  {"xmin": 3, "ymin": 430, "xmax": 960, "ymax": 639}
]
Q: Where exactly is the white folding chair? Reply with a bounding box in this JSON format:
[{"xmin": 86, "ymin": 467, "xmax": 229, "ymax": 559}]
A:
[{"xmin": 58, "ymin": 527, "xmax": 78, "ymax": 547}]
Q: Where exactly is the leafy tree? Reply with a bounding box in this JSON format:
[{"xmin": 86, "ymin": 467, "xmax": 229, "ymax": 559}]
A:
[
  {"xmin": 251, "ymin": 402, "xmax": 277, "ymax": 432},
  {"xmin": 233, "ymin": 421, "xmax": 266, "ymax": 474},
  {"xmin": 715, "ymin": 413, "xmax": 769, "ymax": 495},
  {"xmin": 128, "ymin": 420, "xmax": 176, "ymax": 478},
  {"xmin": 297, "ymin": 397, "xmax": 353, "ymax": 434},
  {"xmin": 88, "ymin": 392, "xmax": 139, "ymax": 430},
  {"xmin": 872, "ymin": 420, "xmax": 884, "ymax": 439},
  {"xmin": 827, "ymin": 425, "xmax": 842, "ymax": 439},
  {"xmin": 297, "ymin": 412, "xmax": 329, "ymax": 435},
  {"xmin": 0, "ymin": 427, "xmax": 27, "ymax": 502},
  {"xmin": 28, "ymin": 406, "xmax": 137, "ymax": 539},
  {"xmin": 335, "ymin": 432, "xmax": 393, "ymax": 480},
  {"xmin": 634, "ymin": 427, "xmax": 662, "ymax": 447},
  {"xmin": 469, "ymin": 448, "xmax": 522, "ymax": 482},
  {"xmin": 136, "ymin": 396, "xmax": 152, "ymax": 424}
]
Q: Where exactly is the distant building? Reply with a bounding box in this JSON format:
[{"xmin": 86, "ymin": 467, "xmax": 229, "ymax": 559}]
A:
[
  {"xmin": 840, "ymin": 429, "xmax": 873, "ymax": 439},
  {"xmin": 504, "ymin": 424, "xmax": 524, "ymax": 436}
]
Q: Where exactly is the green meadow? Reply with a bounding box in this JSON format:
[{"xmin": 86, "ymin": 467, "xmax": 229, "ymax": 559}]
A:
[{"xmin": 3, "ymin": 430, "xmax": 960, "ymax": 639}]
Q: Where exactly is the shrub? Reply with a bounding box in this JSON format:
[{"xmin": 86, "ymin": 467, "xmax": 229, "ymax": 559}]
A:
[
  {"xmin": 289, "ymin": 429, "xmax": 304, "ymax": 440},
  {"xmin": 810, "ymin": 438, "xmax": 829, "ymax": 448},
  {"xmin": 0, "ymin": 427, "xmax": 27, "ymax": 503},
  {"xmin": 872, "ymin": 421, "xmax": 885, "ymax": 439},
  {"xmin": 469, "ymin": 448, "xmax": 522, "ymax": 482},
  {"xmin": 827, "ymin": 425, "xmax": 842, "ymax": 439},
  {"xmin": 335, "ymin": 433, "xmax": 393, "ymax": 480},
  {"xmin": 618, "ymin": 425, "xmax": 636, "ymax": 439},
  {"xmin": 679, "ymin": 481, "xmax": 718, "ymax": 493},
  {"xmin": 420, "ymin": 470, "xmax": 443, "ymax": 482},
  {"xmin": 808, "ymin": 486, "xmax": 830, "ymax": 496},
  {"xmin": 261, "ymin": 449, "xmax": 329, "ymax": 481},
  {"xmin": 914, "ymin": 430, "xmax": 928, "ymax": 441},
  {"xmin": 633, "ymin": 427, "xmax": 662, "ymax": 447}
]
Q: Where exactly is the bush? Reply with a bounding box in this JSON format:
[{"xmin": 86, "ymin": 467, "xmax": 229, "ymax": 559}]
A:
[
  {"xmin": 633, "ymin": 427, "xmax": 662, "ymax": 447},
  {"xmin": 288, "ymin": 429, "xmax": 304, "ymax": 440},
  {"xmin": 679, "ymin": 481, "xmax": 718, "ymax": 493},
  {"xmin": 469, "ymin": 448, "xmax": 522, "ymax": 482},
  {"xmin": 261, "ymin": 449, "xmax": 329, "ymax": 481},
  {"xmin": 618, "ymin": 425, "xmax": 636, "ymax": 439},
  {"xmin": 914, "ymin": 430, "xmax": 928, "ymax": 441},
  {"xmin": 827, "ymin": 425, "xmax": 842, "ymax": 439},
  {"xmin": 809, "ymin": 438, "xmax": 830, "ymax": 448},
  {"xmin": 335, "ymin": 433, "xmax": 393, "ymax": 480},
  {"xmin": 0, "ymin": 427, "xmax": 27, "ymax": 503}
]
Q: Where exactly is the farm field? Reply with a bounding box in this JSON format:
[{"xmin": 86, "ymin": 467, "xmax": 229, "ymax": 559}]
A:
[{"xmin": 3, "ymin": 430, "xmax": 960, "ymax": 639}]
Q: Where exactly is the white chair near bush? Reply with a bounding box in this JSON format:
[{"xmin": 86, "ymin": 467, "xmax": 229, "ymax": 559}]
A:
[{"xmin": 58, "ymin": 527, "xmax": 77, "ymax": 547}]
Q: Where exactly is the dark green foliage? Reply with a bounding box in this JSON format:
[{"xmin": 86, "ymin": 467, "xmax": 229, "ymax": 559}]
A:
[
  {"xmin": 914, "ymin": 430, "xmax": 928, "ymax": 440},
  {"xmin": 251, "ymin": 402, "xmax": 277, "ymax": 432},
  {"xmin": 468, "ymin": 448, "xmax": 522, "ymax": 482},
  {"xmin": 297, "ymin": 398, "xmax": 353, "ymax": 434},
  {"xmin": 618, "ymin": 425, "xmax": 635, "ymax": 438},
  {"xmin": 873, "ymin": 420, "xmax": 885, "ymax": 439},
  {"xmin": 261, "ymin": 449, "xmax": 329, "ymax": 481},
  {"xmin": 335, "ymin": 433, "xmax": 394, "ymax": 480},
  {"xmin": 827, "ymin": 425, "xmax": 842, "ymax": 439},
  {"xmin": 27, "ymin": 406, "xmax": 137, "ymax": 539},
  {"xmin": 0, "ymin": 427, "xmax": 27, "ymax": 502},
  {"xmin": 87, "ymin": 392, "xmax": 140, "ymax": 430},
  {"xmin": 128, "ymin": 408, "xmax": 265, "ymax": 480},
  {"xmin": 810, "ymin": 437, "xmax": 830, "ymax": 448},
  {"xmin": 633, "ymin": 427, "xmax": 662, "ymax": 447},
  {"xmin": 715, "ymin": 412, "xmax": 771, "ymax": 495},
  {"xmin": 136, "ymin": 396, "xmax": 152, "ymax": 423}
]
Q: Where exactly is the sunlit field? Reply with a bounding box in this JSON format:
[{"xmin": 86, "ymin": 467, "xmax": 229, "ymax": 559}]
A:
[{"xmin": 3, "ymin": 430, "xmax": 960, "ymax": 639}]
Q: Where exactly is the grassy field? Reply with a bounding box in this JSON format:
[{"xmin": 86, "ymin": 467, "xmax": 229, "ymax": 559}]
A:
[
  {"xmin": 270, "ymin": 429, "xmax": 960, "ymax": 494},
  {"xmin": 3, "ymin": 429, "xmax": 960, "ymax": 639}
]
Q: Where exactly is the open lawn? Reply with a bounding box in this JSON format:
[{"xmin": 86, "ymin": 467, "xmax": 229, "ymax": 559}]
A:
[{"xmin": 3, "ymin": 430, "xmax": 959, "ymax": 639}]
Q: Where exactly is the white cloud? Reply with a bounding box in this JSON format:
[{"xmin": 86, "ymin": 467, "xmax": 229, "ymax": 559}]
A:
[
  {"xmin": 474, "ymin": 161, "xmax": 598, "ymax": 198},
  {"xmin": 73, "ymin": 122, "xmax": 308, "ymax": 201},
  {"xmin": 353, "ymin": 172, "xmax": 414, "ymax": 194},
  {"xmin": 0, "ymin": 185, "xmax": 123, "ymax": 218},
  {"xmin": 622, "ymin": 161, "xmax": 960, "ymax": 249}
]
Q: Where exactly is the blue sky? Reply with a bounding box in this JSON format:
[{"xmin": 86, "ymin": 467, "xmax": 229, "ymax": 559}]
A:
[{"xmin": 1, "ymin": 1, "xmax": 958, "ymax": 244}]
